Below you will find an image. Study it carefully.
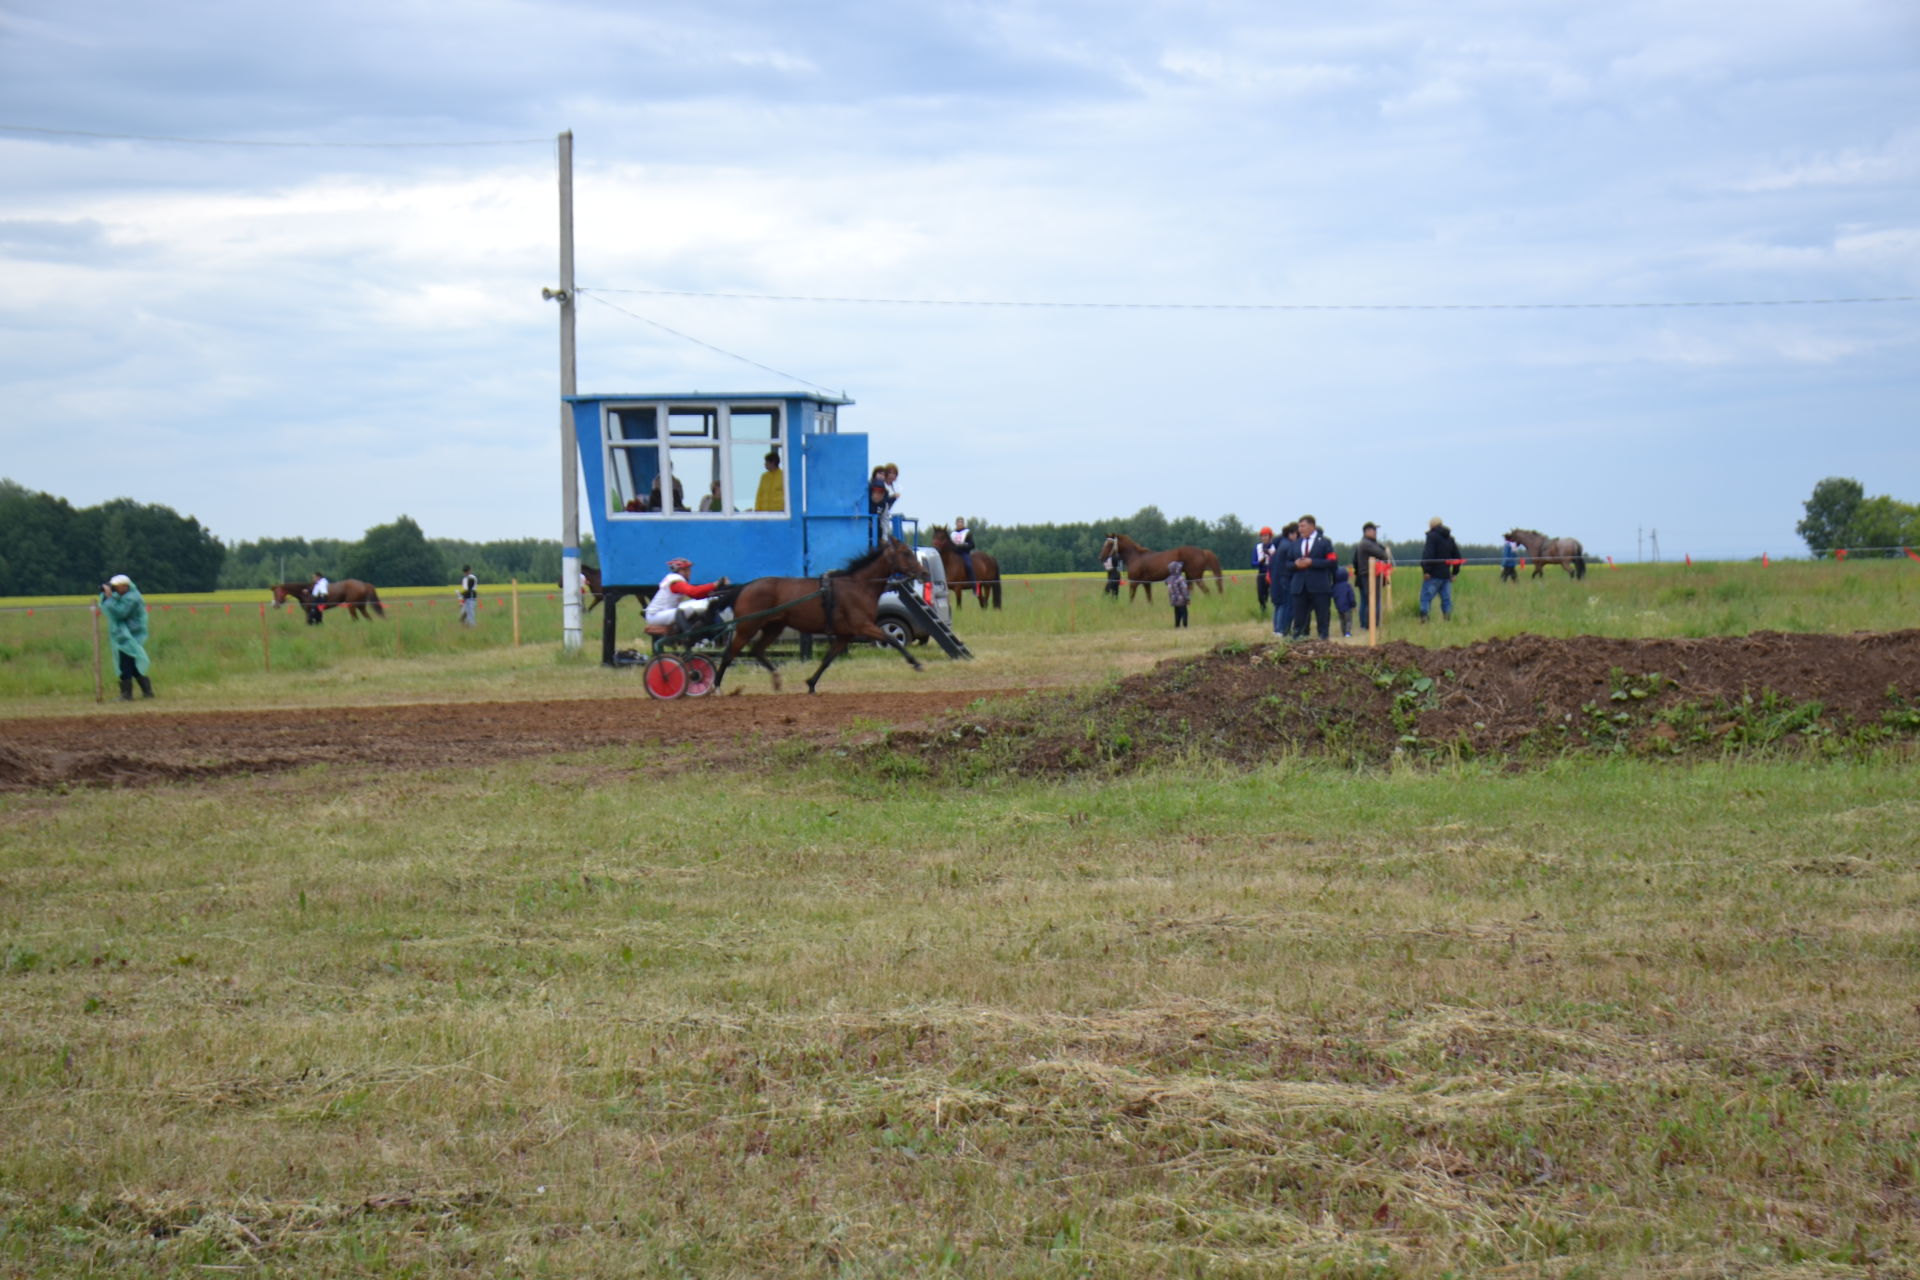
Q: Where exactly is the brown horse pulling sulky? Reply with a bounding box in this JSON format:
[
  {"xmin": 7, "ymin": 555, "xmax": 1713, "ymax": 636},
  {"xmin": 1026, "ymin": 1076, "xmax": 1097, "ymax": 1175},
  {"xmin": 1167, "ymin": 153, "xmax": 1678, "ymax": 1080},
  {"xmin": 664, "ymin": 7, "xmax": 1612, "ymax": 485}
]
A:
[
  {"xmin": 1503, "ymin": 528, "xmax": 1587, "ymax": 580},
  {"xmin": 714, "ymin": 538, "xmax": 926, "ymax": 694},
  {"xmin": 270, "ymin": 580, "xmax": 386, "ymax": 622},
  {"xmin": 1098, "ymin": 533, "xmax": 1225, "ymax": 603},
  {"xmin": 927, "ymin": 526, "xmax": 1002, "ymax": 610}
]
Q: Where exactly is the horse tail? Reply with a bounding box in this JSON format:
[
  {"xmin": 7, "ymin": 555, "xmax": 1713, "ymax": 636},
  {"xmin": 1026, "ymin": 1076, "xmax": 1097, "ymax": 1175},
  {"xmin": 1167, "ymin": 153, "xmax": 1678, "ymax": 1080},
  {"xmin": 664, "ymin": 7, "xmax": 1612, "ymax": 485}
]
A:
[{"xmin": 990, "ymin": 575, "xmax": 1002, "ymax": 609}]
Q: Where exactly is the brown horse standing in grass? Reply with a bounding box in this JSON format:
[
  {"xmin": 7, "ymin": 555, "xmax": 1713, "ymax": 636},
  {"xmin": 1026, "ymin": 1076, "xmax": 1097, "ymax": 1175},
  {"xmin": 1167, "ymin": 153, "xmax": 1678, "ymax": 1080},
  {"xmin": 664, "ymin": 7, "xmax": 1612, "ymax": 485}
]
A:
[
  {"xmin": 715, "ymin": 539, "xmax": 925, "ymax": 694},
  {"xmin": 271, "ymin": 580, "xmax": 386, "ymax": 622},
  {"xmin": 1504, "ymin": 528, "xmax": 1588, "ymax": 580},
  {"xmin": 928, "ymin": 526, "xmax": 1002, "ymax": 609},
  {"xmin": 1099, "ymin": 534, "xmax": 1225, "ymax": 603}
]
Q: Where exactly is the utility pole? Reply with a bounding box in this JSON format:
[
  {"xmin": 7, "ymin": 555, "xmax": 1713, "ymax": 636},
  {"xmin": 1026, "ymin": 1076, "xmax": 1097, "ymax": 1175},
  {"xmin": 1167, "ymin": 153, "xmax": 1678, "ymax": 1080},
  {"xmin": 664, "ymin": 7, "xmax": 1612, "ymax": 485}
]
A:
[
  {"xmin": 1637, "ymin": 527, "xmax": 1643, "ymax": 562},
  {"xmin": 1649, "ymin": 529, "xmax": 1660, "ymax": 563},
  {"xmin": 549, "ymin": 130, "xmax": 582, "ymax": 650}
]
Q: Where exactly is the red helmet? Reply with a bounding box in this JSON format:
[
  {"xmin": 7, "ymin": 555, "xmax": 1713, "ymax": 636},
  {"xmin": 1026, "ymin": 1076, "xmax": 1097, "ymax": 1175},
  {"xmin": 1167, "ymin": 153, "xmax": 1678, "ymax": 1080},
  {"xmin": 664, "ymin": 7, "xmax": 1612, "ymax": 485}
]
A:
[{"xmin": 666, "ymin": 557, "xmax": 692, "ymax": 573}]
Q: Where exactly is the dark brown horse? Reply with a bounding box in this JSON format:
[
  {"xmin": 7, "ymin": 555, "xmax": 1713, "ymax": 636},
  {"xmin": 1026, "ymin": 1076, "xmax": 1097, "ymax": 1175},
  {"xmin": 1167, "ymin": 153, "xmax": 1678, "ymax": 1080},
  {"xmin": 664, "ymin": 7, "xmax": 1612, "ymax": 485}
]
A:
[
  {"xmin": 927, "ymin": 526, "xmax": 1002, "ymax": 609},
  {"xmin": 1098, "ymin": 534, "xmax": 1225, "ymax": 603},
  {"xmin": 714, "ymin": 539, "xmax": 925, "ymax": 694},
  {"xmin": 1504, "ymin": 528, "xmax": 1587, "ymax": 580},
  {"xmin": 271, "ymin": 580, "xmax": 386, "ymax": 622}
]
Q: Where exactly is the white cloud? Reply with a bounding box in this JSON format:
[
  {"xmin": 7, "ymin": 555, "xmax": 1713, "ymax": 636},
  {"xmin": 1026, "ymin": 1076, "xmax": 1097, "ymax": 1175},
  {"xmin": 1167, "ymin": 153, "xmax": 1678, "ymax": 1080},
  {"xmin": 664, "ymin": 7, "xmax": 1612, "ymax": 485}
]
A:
[
  {"xmin": 1730, "ymin": 139, "xmax": 1920, "ymax": 193},
  {"xmin": 0, "ymin": 0, "xmax": 1914, "ymax": 557}
]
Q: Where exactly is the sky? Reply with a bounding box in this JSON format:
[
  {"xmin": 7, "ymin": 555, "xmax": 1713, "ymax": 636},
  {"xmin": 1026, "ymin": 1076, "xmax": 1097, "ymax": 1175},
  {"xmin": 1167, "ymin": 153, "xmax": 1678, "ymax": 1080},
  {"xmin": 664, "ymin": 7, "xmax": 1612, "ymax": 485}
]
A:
[{"xmin": 2, "ymin": 0, "xmax": 1916, "ymax": 561}]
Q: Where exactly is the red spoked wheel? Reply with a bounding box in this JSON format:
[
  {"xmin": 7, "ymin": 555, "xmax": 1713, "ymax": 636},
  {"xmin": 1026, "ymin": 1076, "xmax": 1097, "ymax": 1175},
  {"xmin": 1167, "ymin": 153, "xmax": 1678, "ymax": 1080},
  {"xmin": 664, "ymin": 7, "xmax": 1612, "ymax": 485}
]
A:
[
  {"xmin": 682, "ymin": 655, "xmax": 717, "ymax": 697},
  {"xmin": 643, "ymin": 654, "xmax": 689, "ymax": 699}
]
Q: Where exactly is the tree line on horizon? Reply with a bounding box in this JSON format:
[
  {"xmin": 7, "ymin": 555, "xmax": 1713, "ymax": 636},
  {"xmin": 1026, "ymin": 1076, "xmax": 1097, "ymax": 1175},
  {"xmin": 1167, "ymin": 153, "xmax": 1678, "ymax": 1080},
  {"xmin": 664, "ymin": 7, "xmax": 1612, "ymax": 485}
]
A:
[
  {"xmin": 0, "ymin": 479, "xmax": 595, "ymax": 596},
  {"xmin": 2, "ymin": 477, "xmax": 1518, "ymax": 597}
]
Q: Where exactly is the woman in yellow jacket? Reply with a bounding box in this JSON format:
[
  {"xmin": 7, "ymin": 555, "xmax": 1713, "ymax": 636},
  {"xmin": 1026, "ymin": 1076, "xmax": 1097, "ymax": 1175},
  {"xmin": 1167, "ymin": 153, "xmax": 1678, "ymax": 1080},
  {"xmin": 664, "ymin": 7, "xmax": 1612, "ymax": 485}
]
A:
[{"xmin": 754, "ymin": 450, "xmax": 785, "ymax": 512}]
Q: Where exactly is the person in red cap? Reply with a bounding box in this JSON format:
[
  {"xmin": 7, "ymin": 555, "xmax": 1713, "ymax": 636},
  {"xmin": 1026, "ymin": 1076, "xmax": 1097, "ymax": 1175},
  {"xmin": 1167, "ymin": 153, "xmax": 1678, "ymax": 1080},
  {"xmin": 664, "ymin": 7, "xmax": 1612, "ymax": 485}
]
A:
[
  {"xmin": 1250, "ymin": 526, "xmax": 1277, "ymax": 613},
  {"xmin": 645, "ymin": 557, "xmax": 727, "ymax": 631}
]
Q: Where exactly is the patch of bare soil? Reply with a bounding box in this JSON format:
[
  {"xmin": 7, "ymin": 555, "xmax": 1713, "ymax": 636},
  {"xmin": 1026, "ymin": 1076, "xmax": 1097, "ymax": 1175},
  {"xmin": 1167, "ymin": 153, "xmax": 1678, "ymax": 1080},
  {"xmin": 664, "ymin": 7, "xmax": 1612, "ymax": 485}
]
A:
[
  {"xmin": 884, "ymin": 631, "xmax": 1920, "ymax": 776},
  {"xmin": 8, "ymin": 633, "xmax": 1917, "ymax": 793},
  {"xmin": 0, "ymin": 691, "xmax": 989, "ymax": 793}
]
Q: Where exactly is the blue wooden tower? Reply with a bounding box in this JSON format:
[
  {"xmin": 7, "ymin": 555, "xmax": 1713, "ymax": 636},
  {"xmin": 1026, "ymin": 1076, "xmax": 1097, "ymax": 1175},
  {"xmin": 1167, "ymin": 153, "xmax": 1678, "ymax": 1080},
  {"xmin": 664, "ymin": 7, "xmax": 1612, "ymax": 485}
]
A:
[{"xmin": 567, "ymin": 391, "xmax": 878, "ymax": 661}]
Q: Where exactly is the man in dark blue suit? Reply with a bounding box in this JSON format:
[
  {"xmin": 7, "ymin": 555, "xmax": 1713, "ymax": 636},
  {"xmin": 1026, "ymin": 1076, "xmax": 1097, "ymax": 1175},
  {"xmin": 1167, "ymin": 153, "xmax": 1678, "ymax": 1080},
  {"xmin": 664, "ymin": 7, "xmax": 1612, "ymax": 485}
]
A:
[{"xmin": 1289, "ymin": 514, "xmax": 1339, "ymax": 640}]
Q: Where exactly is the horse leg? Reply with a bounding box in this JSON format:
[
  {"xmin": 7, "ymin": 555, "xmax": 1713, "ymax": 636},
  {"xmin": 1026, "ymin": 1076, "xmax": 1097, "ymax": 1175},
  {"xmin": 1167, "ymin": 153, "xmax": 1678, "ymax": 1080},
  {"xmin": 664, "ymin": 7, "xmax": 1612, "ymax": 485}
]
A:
[
  {"xmin": 803, "ymin": 637, "xmax": 852, "ymax": 694},
  {"xmin": 863, "ymin": 622, "xmax": 924, "ymax": 673},
  {"xmin": 713, "ymin": 626, "xmax": 748, "ymax": 689},
  {"xmin": 750, "ymin": 625, "xmax": 785, "ymax": 692}
]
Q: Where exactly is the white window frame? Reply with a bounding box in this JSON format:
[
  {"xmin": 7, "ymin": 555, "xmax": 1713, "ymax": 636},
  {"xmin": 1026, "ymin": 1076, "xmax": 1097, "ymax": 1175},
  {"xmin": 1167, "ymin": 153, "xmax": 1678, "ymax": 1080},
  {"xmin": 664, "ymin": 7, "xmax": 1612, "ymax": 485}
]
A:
[{"xmin": 603, "ymin": 402, "xmax": 787, "ymax": 519}]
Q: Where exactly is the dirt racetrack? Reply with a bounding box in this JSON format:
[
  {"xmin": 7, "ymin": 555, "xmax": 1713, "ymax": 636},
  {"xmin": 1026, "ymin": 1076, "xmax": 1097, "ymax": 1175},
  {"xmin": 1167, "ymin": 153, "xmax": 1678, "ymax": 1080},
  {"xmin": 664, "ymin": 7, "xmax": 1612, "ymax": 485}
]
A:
[
  {"xmin": 0, "ymin": 691, "xmax": 993, "ymax": 792},
  {"xmin": 8, "ymin": 631, "xmax": 1919, "ymax": 792}
]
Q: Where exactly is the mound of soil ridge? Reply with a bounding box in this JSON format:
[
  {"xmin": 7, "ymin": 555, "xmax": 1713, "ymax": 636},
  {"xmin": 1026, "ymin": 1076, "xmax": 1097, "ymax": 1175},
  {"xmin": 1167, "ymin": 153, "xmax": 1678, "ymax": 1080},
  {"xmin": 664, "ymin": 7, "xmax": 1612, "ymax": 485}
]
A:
[{"xmin": 892, "ymin": 630, "xmax": 1920, "ymax": 774}]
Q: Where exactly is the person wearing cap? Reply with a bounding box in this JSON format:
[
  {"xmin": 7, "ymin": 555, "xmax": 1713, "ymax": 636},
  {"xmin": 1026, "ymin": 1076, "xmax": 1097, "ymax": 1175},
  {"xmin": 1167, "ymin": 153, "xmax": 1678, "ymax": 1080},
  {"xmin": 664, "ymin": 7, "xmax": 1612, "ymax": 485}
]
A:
[
  {"xmin": 99, "ymin": 574, "xmax": 154, "ymax": 700},
  {"xmin": 1250, "ymin": 526, "xmax": 1276, "ymax": 613},
  {"xmin": 1352, "ymin": 522, "xmax": 1393, "ymax": 631},
  {"xmin": 644, "ymin": 557, "xmax": 728, "ymax": 632}
]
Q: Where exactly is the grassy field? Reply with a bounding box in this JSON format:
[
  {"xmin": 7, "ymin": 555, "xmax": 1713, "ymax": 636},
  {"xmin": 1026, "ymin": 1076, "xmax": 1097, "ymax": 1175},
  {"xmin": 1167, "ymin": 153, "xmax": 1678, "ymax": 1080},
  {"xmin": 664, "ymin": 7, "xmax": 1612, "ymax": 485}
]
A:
[
  {"xmin": 2, "ymin": 560, "xmax": 1916, "ymax": 714},
  {"xmin": 3, "ymin": 749, "xmax": 1917, "ymax": 1276},
  {"xmin": 3, "ymin": 561, "xmax": 1919, "ymax": 1276}
]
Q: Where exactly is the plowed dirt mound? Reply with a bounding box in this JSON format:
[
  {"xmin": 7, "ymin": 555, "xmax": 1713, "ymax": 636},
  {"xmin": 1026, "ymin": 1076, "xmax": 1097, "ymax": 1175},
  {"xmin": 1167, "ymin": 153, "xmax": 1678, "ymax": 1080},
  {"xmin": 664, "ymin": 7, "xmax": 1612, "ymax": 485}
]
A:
[{"xmin": 885, "ymin": 631, "xmax": 1920, "ymax": 775}]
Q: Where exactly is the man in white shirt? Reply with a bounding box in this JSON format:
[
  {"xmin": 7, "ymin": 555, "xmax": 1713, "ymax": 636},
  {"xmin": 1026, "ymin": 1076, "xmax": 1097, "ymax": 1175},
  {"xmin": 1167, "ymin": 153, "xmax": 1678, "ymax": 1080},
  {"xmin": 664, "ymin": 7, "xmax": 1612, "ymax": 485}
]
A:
[{"xmin": 645, "ymin": 558, "xmax": 727, "ymax": 633}]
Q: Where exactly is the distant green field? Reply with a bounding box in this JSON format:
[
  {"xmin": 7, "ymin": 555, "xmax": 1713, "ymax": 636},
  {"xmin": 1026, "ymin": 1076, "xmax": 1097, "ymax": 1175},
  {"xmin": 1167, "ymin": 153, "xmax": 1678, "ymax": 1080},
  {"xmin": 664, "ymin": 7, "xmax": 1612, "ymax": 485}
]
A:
[{"xmin": 2, "ymin": 561, "xmax": 1915, "ymax": 709}]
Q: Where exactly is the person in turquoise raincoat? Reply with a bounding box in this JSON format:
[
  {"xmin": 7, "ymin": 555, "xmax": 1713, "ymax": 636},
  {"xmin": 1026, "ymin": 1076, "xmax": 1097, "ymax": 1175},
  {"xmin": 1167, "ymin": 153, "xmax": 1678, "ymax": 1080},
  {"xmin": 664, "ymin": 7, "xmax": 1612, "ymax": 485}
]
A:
[{"xmin": 99, "ymin": 574, "xmax": 154, "ymax": 700}]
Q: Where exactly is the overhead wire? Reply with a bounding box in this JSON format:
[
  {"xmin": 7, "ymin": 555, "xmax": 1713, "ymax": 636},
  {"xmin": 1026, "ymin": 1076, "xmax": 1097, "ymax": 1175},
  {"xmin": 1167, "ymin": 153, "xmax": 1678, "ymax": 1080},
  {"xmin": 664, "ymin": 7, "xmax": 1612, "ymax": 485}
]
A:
[
  {"xmin": 582, "ymin": 285, "xmax": 1919, "ymax": 313},
  {"xmin": 0, "ymin": 122, "xmax": 550, "ymax": 148}
]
